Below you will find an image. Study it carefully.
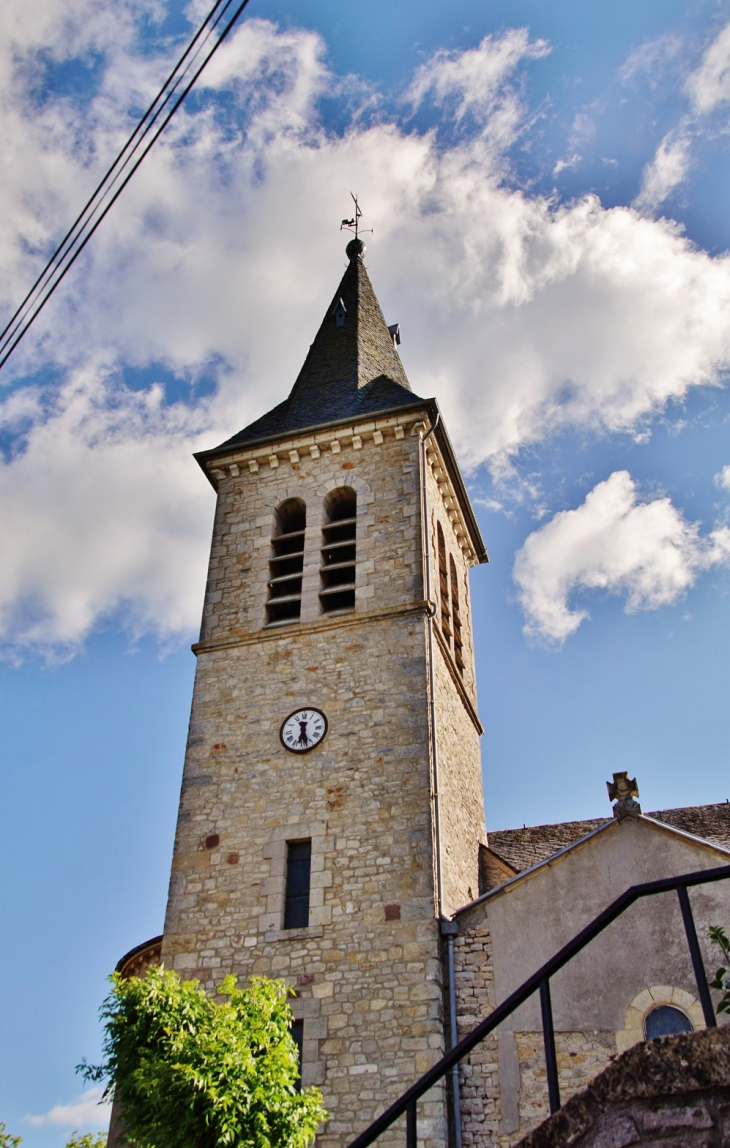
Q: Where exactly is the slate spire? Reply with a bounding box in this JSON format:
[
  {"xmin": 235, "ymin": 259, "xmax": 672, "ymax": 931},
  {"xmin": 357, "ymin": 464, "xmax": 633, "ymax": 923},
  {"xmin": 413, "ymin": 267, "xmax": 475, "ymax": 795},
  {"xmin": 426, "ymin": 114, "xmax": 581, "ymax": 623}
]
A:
[{"xmin": 216, "ymin": 238, "xmax": 421, "ymax": 451}]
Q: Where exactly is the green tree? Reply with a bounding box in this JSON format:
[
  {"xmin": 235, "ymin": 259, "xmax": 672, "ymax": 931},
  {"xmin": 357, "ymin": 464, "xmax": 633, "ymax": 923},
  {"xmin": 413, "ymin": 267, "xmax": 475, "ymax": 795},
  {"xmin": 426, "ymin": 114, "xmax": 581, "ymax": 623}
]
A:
[
  {"xmin": 709, "ymin": 925, "xmax": 730, "ymax": 1014},
  {"xmin": 65, "ymin": 1135, "xmax": 107, "ymax": 1148},
  {"xmin": 79, "ymin": 967, "xmax": 326, "ymax": 1148},
  {"xmin": 0, "ymin": 1123, "xmax": 21, "ymax": 1148},
  {"xmin": 0, "ymin": 1122, "xmax": 106, "ymax": 1148}
]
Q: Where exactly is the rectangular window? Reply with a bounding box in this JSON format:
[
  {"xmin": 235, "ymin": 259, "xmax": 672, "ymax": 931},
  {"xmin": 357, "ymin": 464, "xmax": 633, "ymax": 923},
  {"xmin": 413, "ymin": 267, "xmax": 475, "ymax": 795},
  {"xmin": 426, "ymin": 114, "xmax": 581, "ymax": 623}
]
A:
[
  {"xmin": 284, "ymin": 840, "xmax": 311, "ymax": 929},
  {"xmin": 290, "ymin": 1019, "xmax": 304, "ymax": 1090}
]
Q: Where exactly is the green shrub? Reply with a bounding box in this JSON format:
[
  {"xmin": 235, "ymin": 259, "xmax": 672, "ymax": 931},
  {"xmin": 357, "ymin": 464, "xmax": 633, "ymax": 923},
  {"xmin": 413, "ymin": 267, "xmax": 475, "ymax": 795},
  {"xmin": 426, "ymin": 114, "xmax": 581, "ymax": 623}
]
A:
[{"xmin": 79, "ymin": 968, "xmax": 326, "ymax": 1148}]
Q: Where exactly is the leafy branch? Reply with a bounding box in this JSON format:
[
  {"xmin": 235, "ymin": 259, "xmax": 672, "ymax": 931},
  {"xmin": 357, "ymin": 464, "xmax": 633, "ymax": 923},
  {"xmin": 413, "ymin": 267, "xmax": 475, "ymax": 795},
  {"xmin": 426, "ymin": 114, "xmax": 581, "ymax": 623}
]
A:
[
  {"xmin": 0, "ymin": 1129, "xmax": 105, "ymax": 1148},
  {"xmin": 78, "ymin": 967, "xmax": 326, "ymax": 1148},
  {"xmin": 708, "ymin": 925, "xmax": 730, "ymax": 1014},
  {"xmin": 0, "ymin": 1124, "xmax": 22, "ymax": 1148}
]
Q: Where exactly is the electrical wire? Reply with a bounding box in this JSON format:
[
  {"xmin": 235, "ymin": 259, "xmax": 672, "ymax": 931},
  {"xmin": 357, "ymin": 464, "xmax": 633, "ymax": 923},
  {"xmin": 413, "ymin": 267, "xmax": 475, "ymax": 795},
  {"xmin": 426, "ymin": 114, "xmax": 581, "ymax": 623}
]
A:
[
  {"xmin": 0, "ymin": 0, "xmax": 253, "ymax": 372},
  {"xmin": 0, "ymin": 0, "xmax": 243, "ymax": 367},
  {"xmin": 0, "ymin": 0, "xmax": 235, "ymax": 362}
]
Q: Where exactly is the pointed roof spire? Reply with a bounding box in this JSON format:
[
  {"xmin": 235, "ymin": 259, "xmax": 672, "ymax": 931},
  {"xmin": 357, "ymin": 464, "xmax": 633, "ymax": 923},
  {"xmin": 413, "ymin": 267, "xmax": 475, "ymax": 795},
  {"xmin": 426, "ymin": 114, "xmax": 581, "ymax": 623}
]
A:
[{"xmin": 214, "ymin": 238, "xmax": 422, "ymax": 451}]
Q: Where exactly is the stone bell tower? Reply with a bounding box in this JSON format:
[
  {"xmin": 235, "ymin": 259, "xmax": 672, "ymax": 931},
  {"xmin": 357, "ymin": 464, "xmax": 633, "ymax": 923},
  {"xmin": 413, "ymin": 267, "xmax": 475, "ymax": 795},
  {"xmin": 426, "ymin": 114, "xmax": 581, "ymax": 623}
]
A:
[{"xmin": 160, "ymin": 236, "xmax": 489, "ymax": 1146}]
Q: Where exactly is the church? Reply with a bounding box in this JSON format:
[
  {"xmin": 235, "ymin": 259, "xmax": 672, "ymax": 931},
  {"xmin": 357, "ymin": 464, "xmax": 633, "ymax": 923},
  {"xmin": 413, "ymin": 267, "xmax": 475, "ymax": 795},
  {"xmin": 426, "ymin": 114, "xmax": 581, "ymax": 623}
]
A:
[{"xmin": 114, "ymin": 235, "xmax": 730, "ymax": 1147}]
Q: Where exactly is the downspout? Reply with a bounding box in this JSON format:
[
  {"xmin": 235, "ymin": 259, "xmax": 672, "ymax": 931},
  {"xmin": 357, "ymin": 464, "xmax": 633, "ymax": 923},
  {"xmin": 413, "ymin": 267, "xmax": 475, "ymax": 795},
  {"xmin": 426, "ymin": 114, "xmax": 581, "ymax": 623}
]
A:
[
  {"xmin": 441, "ymin": 918, "xmax": 463, "ymax": 1148},
  {"xmin": 418, "ymin": 413, "xmax": 443, "ymax": 917}
]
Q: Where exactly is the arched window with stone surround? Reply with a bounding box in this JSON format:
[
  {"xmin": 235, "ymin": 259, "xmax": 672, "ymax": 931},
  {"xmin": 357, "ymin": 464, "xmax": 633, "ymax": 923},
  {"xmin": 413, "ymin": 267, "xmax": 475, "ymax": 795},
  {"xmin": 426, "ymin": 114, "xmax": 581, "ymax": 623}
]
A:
[
  {"xmin": 266, "ymin": 498, "xmax": 306, "ymax": 625},
  {"xmin": 437, "ymin": 522, "xmax": 451, "ymax": 645},
  {"xmin": 644, "ymin": 1005, "xmax": 693, "ymax": 1040},
  {"xmin": 616, "ymin": 986, "xmax": 702, "ymax": 1053},
  {"xmin": 450, "ymin": 554, "xmax": 464, "ymax": 675},
  {"xmin": 320, "ymin": 488, "xmax": 356, "ymax": 614}
]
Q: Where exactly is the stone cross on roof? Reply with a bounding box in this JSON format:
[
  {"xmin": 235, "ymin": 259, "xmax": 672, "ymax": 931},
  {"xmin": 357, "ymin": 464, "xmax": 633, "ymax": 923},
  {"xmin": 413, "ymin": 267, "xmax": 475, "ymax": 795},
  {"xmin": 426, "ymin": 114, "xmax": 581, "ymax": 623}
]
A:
[{"xmin": 607, "ymin": 772, "xmax": 642, "ymax": 821}]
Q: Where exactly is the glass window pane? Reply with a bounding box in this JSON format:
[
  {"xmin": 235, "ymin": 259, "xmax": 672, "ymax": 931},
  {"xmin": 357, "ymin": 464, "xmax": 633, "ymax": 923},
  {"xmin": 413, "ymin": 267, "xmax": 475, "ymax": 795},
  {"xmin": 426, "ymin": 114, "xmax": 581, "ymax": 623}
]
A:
[
  {"xmin": 644, "ymin": 1005, "xmax": 693, "ymax": 1040},
  {"xmin": 284, "ymin": 840, "xmax": 311, "ymax": 929}
]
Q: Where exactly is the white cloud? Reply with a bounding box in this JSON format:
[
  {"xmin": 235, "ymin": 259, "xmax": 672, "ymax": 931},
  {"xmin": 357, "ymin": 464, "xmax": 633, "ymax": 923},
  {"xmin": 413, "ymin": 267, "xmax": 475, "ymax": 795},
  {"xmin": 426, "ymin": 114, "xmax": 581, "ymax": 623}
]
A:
[
  {"xmin": 619, "ymin": 33, "xmax": 684, "ymax": 86},
  {"xmin": 514, "ymin": 472, "xmax": 730, "ymax": 644},
  {"xmin": 553, "ymin": 154, "xmax": 581, "ymax": 176},
  {"xmin": 632, "ymin": 22, "xmax": 730, "ymax": 211},
  {"xmin": 686, "ymin": 21, "xmax": 730, "ymax": 114},
  {"xmin": 633, "ymin": 132, "xmax": 691, "ymax": 212},
  {"xmin": 3, "ymin": 8, "xmax": 730, "ymax": 654},
  {"xmin": 715, "ymin": 465, "xmax": 730, "ymax": 491},
  {"xmin": 0, "ymin": 362, "xmax": 214, "ymax": 659},
  {"xmin": 26, "ymin": 1086, "xmax": 112, "ymax": 1129},
  {"xmin": 409, "ymin": 29, "xmax": 549, "ymax": 124}
]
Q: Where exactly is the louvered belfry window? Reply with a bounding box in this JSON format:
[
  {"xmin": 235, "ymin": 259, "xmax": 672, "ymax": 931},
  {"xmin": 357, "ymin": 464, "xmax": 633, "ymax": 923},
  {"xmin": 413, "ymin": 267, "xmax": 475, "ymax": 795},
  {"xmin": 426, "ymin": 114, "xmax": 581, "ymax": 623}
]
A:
[
  {"xmin": 450, "ymin": 554, "xmax": 464, "ymax": 675},
  {"xmin": 437, "ymin": 522, "xmax": 451, "ymax": 644},
  {"xmin": 266, "ymin": 498, "xmax": 306, "ymax": 625},
  {"xmin": 320, "ymin": 488, "xmax": 356, "ymax": 614}
]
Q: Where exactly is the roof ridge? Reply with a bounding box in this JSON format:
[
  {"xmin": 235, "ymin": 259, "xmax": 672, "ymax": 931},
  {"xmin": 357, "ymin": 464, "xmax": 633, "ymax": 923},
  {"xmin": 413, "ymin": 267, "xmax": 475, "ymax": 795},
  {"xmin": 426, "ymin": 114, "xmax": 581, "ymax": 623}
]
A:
[{"xmin": 490, "ymin": 800, "xmax": 730, "ymax": 840}]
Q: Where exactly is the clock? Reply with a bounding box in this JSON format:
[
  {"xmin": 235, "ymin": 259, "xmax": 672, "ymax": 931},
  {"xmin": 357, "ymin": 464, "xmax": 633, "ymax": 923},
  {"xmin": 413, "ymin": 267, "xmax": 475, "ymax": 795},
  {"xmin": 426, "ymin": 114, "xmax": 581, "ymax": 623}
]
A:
[{"xmin": 280, "ymin": 708, "xmax": 328, "ymax": 754}]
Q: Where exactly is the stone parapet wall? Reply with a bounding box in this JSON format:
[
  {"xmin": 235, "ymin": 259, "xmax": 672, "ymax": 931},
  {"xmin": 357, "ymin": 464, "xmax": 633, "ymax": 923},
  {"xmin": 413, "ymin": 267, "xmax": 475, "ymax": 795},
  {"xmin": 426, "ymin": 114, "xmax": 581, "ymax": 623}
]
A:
[{"xmin": 516, "ymin": 1026, "xmax": 730, "ymax": 1147}]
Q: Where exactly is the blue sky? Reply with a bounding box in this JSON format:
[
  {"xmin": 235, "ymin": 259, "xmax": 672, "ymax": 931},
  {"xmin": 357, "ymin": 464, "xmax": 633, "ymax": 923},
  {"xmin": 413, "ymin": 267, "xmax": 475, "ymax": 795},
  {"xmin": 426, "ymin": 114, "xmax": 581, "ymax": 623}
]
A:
[{"xmin": 2, "ymin": 0, "xmax": 730, "ymax": 1142}]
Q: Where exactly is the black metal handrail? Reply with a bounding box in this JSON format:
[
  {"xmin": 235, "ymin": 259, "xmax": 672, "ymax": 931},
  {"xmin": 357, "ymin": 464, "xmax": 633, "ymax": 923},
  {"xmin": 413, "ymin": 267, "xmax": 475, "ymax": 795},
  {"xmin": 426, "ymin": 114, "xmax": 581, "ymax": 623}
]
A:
[{"xmin": 347, "ymin": 863, "xmax": 730, "ymax": 1148}]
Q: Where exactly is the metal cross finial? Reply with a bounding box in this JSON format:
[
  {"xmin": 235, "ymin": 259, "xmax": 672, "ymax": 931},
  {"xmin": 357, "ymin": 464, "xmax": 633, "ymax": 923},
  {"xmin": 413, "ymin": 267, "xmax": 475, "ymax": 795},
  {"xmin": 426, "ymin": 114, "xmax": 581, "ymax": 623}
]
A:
[{"xmin": 340, "ymin": 193, "xmax": 373, "ymax": 240}]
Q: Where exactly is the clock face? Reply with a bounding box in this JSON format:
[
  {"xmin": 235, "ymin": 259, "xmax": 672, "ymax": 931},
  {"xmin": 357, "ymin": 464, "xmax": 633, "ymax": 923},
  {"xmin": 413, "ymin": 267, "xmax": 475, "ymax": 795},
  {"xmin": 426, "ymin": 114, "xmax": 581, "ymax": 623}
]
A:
[{"xmin": 280, "ymin": 708, "xmax": 328, "ymax": 754}]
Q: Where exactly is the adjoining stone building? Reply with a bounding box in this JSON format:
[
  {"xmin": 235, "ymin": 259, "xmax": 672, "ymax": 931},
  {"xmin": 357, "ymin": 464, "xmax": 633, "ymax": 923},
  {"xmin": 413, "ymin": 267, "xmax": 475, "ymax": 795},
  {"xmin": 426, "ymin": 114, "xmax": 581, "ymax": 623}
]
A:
[
  {"xmin": 114, "ymin": 237, "xmax": 730, "ymax": 1148},
  {"xmin": 455, "ymin": 801, "xmax": 730, "ymax": 1145}
]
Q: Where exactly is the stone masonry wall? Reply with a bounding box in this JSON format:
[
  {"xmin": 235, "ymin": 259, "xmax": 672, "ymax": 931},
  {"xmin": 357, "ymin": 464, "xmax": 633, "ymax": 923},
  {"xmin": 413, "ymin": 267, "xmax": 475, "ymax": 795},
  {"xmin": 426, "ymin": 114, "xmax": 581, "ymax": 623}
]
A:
[
  {"xmin": 453, "ymin": 915, "xmax": 501, "ymax": 1146},
  {"xmin": 162, "ymin": 410, "xmax": 486, "ymax": 1147}
]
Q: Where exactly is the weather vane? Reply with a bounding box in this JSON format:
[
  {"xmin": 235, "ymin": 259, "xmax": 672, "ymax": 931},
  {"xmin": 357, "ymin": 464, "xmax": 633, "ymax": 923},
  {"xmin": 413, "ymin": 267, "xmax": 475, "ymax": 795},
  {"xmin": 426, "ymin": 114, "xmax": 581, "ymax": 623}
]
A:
[{"xmin": 340, "ymin": 193, "xmax": 373, "ymax": 240}]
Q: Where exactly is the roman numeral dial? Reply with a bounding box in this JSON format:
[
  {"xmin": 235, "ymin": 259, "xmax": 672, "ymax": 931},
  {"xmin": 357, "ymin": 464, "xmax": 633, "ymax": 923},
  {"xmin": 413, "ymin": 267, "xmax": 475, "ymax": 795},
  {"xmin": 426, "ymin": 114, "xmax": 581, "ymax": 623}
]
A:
[{"xmin": 280, "ymin": 708, "xmax": 328, "ymax": 754}]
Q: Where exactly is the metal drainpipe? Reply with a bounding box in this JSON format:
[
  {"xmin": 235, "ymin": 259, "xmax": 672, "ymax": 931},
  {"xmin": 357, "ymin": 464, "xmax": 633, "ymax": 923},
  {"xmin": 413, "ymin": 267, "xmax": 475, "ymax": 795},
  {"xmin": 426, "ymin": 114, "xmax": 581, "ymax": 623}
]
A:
[
  {"xmin": 418, "ymin": 413, "xmax": 443, "ymax": 917},
  {"xmin": 441, "ymin": 918, "xmax": 463, "ymax": 1148}
]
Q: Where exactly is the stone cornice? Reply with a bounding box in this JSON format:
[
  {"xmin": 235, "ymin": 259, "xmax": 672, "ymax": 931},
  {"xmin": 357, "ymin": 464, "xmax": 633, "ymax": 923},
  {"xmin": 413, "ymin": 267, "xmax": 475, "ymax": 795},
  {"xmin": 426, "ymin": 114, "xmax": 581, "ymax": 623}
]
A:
[
  {"xmin": 198, "ymin": 408, "xmax": 426, "ymax": 480},
  {"xmin": 424, "ymin": 434, "xmax": 482, "ymax": 566},
  {"xmin": 192, "ymin": 599, "xmax": 432, "ymax": 656}
]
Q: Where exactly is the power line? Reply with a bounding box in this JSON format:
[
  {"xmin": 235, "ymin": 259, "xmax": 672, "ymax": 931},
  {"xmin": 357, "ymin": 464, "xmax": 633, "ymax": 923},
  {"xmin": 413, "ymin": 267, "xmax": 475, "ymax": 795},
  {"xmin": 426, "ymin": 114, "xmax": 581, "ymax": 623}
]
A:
[
  {"xmin": 0, "ymin": 0, "xmax": 253, "ymax": 373},
  {"xmin": 1, "ymin": 0, "xmax": 234, "ymax": 363}
]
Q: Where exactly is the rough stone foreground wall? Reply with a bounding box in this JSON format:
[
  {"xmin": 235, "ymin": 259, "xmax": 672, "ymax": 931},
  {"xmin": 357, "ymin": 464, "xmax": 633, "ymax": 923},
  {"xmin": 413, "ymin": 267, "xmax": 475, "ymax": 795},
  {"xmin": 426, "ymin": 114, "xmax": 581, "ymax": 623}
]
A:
[{"xmin": 516, "ymin": 1026, "xmax": 730, "ymax": 1147}]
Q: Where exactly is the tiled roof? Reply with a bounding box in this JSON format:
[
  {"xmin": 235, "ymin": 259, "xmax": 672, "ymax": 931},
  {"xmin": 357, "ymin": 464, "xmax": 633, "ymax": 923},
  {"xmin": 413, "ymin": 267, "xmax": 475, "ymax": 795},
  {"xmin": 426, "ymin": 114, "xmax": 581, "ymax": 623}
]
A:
[
  {"xmin": 488, "ymin": 802, "xmax": 730, "ymax": 874},
  {"xmin": 212, "ymin": 239, "xmax": 422, "ymax": 453}
]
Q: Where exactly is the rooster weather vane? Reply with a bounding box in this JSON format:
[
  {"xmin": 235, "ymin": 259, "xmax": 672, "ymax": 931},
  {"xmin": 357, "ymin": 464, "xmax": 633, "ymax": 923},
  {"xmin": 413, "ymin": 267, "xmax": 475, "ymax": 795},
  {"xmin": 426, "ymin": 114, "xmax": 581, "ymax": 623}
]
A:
[{"xmin": 340, "ymin": 193, "xmax": 373, "ymax": 241}]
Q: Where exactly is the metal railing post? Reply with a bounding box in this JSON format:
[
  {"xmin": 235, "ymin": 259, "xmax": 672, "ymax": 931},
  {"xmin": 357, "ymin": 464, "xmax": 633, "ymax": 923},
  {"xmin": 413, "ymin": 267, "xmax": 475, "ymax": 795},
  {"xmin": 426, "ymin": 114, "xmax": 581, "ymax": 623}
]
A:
[
  {"xmin": 406, "ymin": 1100, "xmax": 417, "ymax": 1148},
  {"xmin": 677, "ymin": 884, "xmax": 716, "ymax": 1028},
  {"xmin": 539, "ymin": 977, "xmax": 560, "ymax": 1114}
]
